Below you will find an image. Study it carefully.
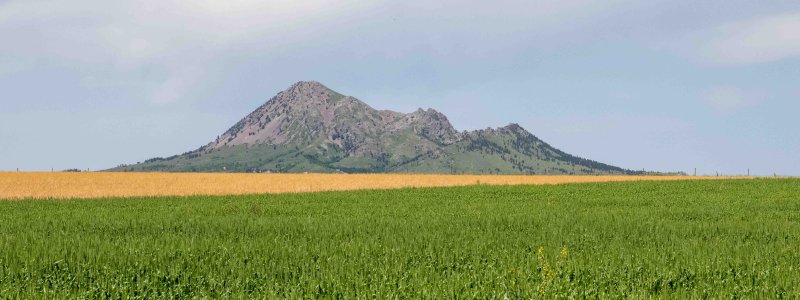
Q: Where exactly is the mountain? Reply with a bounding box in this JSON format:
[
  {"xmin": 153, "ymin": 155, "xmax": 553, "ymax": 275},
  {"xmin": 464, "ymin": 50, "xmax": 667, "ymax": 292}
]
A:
[{"xmin": 110, "ymin": 81, "xmax": 636, "ymax": 174}]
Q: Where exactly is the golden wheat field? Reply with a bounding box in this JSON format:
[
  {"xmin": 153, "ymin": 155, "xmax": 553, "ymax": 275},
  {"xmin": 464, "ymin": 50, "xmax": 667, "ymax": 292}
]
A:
[{"xmin": 0, "ymin": 172, "xmax": 744, "ymax": 200}]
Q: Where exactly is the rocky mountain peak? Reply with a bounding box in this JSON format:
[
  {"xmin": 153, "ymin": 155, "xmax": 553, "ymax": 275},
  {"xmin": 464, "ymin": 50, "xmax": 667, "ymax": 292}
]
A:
[
  {"xmin": 403, "ymin": 108, "xmax": 460, "ymax": 144},
  {"xmin": 210, "ymin": 81, "xmax": 388, "ymax": 149},
  {"xmin": 286, "ymin": 80, "xmax": 331, "ymax": 94},
  {"xmin": 498, "ymin": 123, "xmax": 527, "ymax": 134},
  {"xmin": 270, "ymin": 81, "xmax": 336, "ymax": 106},
  {"xmin": 118, "ymin": 81, "xmax": 633, "ymax": 175}
]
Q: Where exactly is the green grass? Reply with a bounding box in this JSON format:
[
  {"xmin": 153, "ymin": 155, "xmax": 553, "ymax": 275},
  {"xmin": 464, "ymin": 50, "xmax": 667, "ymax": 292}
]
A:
[{"xmin": 1, "ymin": 179, "xmax": 799, "ymax": 298}]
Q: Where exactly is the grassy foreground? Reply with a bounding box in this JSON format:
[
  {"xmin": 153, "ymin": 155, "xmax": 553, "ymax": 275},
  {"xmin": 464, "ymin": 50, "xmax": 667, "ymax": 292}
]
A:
[{"xmin": 0, "ymin": 179, "xmax": 798, "ymax": 298}]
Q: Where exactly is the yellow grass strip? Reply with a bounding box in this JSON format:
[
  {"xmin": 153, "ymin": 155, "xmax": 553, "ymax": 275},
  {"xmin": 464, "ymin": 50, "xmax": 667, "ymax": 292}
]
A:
[{"xmin": 0, "ymin": 172, "xmax": 746, "ymax": 200}]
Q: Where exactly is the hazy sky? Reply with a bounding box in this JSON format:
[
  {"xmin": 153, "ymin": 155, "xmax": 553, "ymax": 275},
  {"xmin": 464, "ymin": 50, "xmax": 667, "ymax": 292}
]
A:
[{"xmin": 1, "ymin": 0, "xmax": 798, "ymax": 175}]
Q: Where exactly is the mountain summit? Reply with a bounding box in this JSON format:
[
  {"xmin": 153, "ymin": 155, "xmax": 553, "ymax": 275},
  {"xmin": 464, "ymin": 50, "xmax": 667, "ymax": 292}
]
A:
[{"xmin": 112, "ymin": 81, "xmax": 632, "ymax": 174}]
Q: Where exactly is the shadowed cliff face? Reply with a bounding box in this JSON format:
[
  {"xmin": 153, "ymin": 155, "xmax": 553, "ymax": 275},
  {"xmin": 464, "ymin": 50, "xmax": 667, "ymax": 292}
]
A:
[{"xmin": 114, "ymin": 81, "xmax": 631, "ymax": 174}]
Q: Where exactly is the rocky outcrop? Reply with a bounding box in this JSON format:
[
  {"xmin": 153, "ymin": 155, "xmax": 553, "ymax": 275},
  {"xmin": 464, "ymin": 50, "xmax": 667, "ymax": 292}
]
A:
[
  {"xmin": 210, "ymin": 81, "xmax": 463, "ymax": 152},
  {"xmin": 117, "ymin": 81, "xmax": 632, "ymax": 174}
]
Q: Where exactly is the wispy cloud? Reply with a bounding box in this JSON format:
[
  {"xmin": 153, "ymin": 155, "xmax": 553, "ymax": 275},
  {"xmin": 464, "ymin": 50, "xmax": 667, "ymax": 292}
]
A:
[
  {"xmin": 0, "ymin": 0, "xmax": 377, "ymax": 104},
  {"xmin": 684, "ymin": 12, "xmax": 800, "ymax": 65},
  {"xmin": 702, "ymin": 86, "xmax": 762, "ymax": 113}
]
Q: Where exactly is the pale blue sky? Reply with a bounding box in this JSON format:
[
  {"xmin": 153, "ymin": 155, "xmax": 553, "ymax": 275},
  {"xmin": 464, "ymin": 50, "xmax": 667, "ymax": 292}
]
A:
[{"xmin": 1, "ymin": 0, "xmax": 798, "ymax": 175}]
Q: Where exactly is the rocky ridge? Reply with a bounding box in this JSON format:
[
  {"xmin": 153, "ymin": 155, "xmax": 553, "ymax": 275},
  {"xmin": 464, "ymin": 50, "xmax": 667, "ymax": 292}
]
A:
[{"xmin": 112, "ymin": 81, "xmax": 633, "ymax": 174}]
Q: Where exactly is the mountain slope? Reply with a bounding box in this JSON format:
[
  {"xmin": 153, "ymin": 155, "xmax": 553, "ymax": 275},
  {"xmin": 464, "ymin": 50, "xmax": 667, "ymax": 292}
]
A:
[{"xmin": 110, "ymin": 81, "xmax": 634, "ymax": 174}]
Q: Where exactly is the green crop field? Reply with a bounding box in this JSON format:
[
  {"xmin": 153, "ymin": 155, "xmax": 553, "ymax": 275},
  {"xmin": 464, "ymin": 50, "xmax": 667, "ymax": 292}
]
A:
[{"xmin": 1, "ymin": 179, "xmax": 798, "ymax": 298}]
